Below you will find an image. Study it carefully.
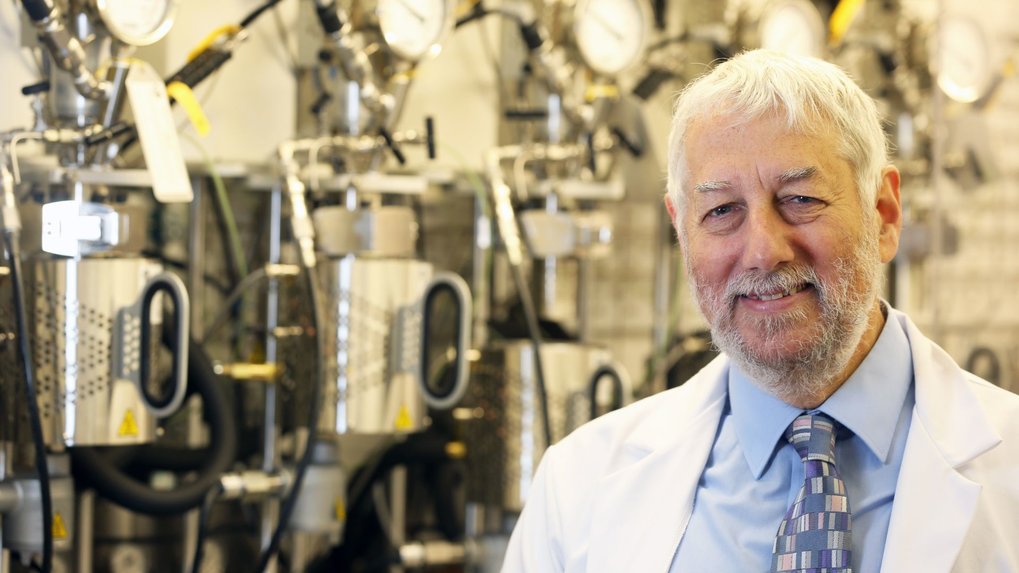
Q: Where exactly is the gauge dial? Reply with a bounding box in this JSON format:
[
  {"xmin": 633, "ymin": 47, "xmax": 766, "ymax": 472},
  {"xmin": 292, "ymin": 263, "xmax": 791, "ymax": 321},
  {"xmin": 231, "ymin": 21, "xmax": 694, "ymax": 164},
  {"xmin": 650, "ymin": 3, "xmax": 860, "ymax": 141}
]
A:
[
  {"xmin": 935, "ymin": 15, "xmax": 993, "ymax": 103},
  {"xmin": 377, "ymin": 0, "xmax": 450, "ymax": 61},
  {"xmin": 94, "ymin": 0, "xmax": 176, "ymax": 46},
  {"xmin": 758, "ymin": 0, "xmax": 825, "ymax": 59},
  {"xmin": 573, "ymin": 0, "xmax": 649, "ymax": 76}
]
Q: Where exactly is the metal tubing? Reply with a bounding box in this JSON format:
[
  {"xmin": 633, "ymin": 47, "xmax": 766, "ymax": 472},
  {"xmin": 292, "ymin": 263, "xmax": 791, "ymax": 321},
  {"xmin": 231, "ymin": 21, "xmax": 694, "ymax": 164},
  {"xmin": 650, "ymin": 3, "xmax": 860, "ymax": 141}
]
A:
[
  {"xmin": 260, "ymin": 185, "xmax": 284, "ymax": 573},
  {"xmin": 76, "ymin": 491, "xmax": 94, "ymax": 573}
]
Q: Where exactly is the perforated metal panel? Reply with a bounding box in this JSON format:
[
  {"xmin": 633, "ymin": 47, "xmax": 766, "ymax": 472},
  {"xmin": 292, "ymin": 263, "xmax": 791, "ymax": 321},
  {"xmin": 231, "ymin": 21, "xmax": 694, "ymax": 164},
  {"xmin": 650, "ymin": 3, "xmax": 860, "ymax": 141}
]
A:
[
  {"xmin": 317, "ymin": 257, "xmax": 434, "ymax": 435},
  {"xmin": 26, "ymin": 258, "xmax": 163, "ymax": 446},
  {"xmin": 462, "ymin": 341, "xmax": 614, "ymax": 512}
]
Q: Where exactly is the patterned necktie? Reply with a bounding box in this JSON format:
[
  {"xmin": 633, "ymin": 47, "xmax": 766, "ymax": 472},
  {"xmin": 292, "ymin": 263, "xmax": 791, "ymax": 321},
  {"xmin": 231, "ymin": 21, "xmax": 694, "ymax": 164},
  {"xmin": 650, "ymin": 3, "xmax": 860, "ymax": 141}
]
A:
[{"xmin": 771, "ymin": 412, "xmax": 853, "ymax": 573}]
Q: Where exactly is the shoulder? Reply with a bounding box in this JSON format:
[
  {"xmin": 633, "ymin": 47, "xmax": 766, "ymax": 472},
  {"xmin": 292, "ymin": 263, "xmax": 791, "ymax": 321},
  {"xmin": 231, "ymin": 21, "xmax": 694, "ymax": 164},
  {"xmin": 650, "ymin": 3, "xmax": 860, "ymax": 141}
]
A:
[
  {"xmin": 895, "ymin": 308, "xmax": 1019, "ymax": 464},
  {"xmin": 547, "ymin": 354, "xmax": 730, "ymax": 473}
]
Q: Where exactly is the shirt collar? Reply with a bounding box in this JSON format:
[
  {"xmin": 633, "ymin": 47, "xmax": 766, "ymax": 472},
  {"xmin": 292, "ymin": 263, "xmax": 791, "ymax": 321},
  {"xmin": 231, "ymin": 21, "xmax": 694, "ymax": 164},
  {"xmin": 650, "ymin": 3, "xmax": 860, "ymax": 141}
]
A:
[{"xmin": 728, "ymin": 311, "xmax": 914, "ymax": 478}]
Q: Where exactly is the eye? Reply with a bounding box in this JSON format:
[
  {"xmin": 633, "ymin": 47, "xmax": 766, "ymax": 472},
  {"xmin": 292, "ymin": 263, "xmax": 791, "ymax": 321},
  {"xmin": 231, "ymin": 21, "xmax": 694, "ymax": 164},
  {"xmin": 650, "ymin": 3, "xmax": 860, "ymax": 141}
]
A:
[
  {"xmin": 779, "ymin": 194, "xmax": 826, "ymax": 223},
  {"xmin": 787, "ymin": 195, "xmax": 818, "ymax": 205},
  {"xmin": 706, "ymin": 204, "xmax": 734, "ymax": 218}
]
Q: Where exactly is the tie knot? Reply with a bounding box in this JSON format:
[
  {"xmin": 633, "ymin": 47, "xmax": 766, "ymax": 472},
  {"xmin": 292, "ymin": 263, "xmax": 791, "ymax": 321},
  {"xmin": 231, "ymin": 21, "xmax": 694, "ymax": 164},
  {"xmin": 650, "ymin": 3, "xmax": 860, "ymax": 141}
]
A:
[{"xmin": 785, "ymin": 412, "xmax": 838, "ymax": 464}]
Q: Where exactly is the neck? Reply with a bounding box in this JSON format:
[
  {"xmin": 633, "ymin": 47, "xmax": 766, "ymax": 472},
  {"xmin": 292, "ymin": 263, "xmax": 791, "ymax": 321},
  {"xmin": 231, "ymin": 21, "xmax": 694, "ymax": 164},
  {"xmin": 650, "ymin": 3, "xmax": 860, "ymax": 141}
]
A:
[{"xmin": 786, "ymin": 300, "xmax": 887, "ymax": 409}]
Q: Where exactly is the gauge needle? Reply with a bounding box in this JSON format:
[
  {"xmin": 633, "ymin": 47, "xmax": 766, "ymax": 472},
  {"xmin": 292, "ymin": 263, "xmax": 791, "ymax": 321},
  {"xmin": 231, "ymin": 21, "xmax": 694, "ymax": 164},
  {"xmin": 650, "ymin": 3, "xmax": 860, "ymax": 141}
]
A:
[
  {"xmin": 589, "ymin": 10, "xmax": 624, "ymax": 43},
  {"xmin": 396, "ymin": 0, "xmax": 425, "ymax": 23}
]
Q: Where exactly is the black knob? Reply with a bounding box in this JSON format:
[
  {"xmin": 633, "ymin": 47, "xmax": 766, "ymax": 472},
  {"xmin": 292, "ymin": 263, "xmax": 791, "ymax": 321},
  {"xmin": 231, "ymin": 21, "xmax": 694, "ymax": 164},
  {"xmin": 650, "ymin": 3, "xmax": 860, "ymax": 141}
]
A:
[
  {"xmin": 21, "ymin": 80, "xmax": 50, "ymax": 96},
  {"xmin": 425, "ymin": 116, "xmax": 436, "ymax": 160}
]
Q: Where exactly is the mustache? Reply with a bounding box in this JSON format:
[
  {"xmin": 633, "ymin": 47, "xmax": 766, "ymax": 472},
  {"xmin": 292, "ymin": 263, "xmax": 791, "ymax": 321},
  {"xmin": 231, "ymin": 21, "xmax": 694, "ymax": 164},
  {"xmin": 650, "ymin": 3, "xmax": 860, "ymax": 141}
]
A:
[{"xmin": 723, "ymin": 264, "xmax": 819, "ymax": 301}]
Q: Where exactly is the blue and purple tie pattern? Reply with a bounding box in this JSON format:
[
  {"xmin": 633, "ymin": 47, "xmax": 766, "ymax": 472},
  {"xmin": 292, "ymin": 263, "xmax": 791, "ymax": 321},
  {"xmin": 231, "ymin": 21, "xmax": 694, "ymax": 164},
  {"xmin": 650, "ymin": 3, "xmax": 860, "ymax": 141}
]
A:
[{"xmin": 771, "ymin": 412, "xmax": 853, "ymax": 573}]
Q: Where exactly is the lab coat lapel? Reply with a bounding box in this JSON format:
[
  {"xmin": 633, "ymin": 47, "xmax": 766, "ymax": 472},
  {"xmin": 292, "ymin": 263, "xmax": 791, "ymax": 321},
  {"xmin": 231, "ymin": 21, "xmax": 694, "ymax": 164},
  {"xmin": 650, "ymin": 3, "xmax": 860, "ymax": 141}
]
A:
[
  {"xmin": 880, "ymin": 313, "xmax": 1002, "ymax": 572},
  {"xmin": 585, "ymin": 358, "xmax": 729, "ymax": 573}
]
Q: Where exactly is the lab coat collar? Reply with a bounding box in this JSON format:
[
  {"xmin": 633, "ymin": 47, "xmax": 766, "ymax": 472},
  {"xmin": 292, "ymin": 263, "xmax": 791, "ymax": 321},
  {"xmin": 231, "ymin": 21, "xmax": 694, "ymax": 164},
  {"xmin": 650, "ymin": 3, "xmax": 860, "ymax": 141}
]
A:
[
  {"xmin": 879, "ymin": 309, "xmax": 1002, "ymax": 572},
  {"xmin": 583, "ymin": 308, "xmax": 1003, "ymax": 573},
  {"xmin": 585, "ymin": 356, "xmax": 729, "ymax": 572}
]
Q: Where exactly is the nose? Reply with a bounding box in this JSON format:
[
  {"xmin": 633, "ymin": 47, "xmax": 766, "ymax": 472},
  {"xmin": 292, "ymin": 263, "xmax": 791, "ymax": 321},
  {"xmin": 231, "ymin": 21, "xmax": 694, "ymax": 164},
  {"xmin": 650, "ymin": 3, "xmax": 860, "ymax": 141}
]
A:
[{"xmin": 739, "ymin": 206, "xmax": 795, "ymax": 271}]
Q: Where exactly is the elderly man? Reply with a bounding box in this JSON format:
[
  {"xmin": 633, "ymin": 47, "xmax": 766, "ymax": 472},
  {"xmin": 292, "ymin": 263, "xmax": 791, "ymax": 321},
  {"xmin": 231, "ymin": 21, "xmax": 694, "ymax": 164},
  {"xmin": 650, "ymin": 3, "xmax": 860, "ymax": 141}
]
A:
[{"xmin": 503, "ymin": 50, "xmax": 1019, "ymax": 572}]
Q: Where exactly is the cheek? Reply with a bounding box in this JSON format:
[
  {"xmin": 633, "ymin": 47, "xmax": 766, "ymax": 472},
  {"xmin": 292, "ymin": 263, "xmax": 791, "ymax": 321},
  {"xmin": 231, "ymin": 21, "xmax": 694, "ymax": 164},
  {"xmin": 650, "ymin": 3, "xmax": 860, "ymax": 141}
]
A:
[{"xmin": 686, "ymin": 246, "xmax": 732, "ymax": 293}]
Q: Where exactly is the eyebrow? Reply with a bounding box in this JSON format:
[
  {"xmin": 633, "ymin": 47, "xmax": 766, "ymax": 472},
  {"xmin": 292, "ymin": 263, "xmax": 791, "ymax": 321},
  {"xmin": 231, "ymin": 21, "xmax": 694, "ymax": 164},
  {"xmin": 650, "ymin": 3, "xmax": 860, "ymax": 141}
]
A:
[
  {"xmin": 692, "ymin": 166, "xmax": 819, "ymax": 194},
  {"xmin": 777, "ymin": 166, "xmax": 817, "ymax": 185},
  {"xmin": 694, "ymin": 180, "xmax": 732, "ymax": 194}
]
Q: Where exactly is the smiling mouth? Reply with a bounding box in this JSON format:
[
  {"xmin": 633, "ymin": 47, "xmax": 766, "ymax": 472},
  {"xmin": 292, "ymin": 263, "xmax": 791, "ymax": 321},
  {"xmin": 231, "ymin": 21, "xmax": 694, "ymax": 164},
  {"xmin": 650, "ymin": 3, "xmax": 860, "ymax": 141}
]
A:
[{"xmin": 742, "ymin": 283, "xmax": 811, "ymax": 302}]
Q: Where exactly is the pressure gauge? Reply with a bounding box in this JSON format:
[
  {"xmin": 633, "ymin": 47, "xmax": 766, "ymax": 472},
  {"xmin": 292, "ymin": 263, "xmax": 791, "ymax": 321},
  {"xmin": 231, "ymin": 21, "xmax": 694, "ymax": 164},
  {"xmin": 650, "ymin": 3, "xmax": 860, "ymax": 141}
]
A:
[
  {"xmin": 377, "ymin": 0, "xmax": 450, "ymax": 61},
  {"xmin": 93, "ymin": 0, "xmax": 176, "ymax": 46},
  {"xmin": 573, "ymin": 0, "xmax": 649, "ymax": 76},
  {"xmin": 758, "ymin": 0, "xmax": 825, "ymax": 59},
  {"xmin": 935, "ymin": 15, "xmax": 993, "ymax": 103}
]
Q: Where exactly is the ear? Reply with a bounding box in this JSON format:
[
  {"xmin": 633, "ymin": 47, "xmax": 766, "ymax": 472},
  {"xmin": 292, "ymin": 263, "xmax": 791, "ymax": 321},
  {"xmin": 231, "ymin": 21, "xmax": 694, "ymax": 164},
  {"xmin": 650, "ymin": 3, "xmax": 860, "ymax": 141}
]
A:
[
  {"xmin": 664, "ymin": 193, "xmax": 678, "ymax": 225},
  {"xmin": 875, "ymin": 166, "xmax": 902, "ymax": 264}
]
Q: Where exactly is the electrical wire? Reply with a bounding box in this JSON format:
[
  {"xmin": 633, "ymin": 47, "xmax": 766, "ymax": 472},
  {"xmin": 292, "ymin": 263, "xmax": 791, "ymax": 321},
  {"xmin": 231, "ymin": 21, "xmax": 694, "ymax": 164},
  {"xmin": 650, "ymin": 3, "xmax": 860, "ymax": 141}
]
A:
[
  {"xmin": 181, "ymin": 134, "xmax": 249, "ymax": 282},
  {"xmin": 253, "ymin": 264, "xmax": 324, "ymax": 573},
  {"xmin": 4, "ymin": 231, "xmax": 52, "ymax": 573},
  {"xmin": 240, "ymin": 0, "xmax": 283, "ymax": 28},
  {"xmin": 200, "ymin": 266, "xmax": 269, "ymax": 343},
  {"xmin": 454, "ymin": 2, "xmax": 525, "ymax": 29},
  {"xmin": 506, "ymin": 253, "xmax": 554, "ymax": 448},
  {"xmin": 189, "ymin": 483, "xmax": 224, "ymax": 573}
]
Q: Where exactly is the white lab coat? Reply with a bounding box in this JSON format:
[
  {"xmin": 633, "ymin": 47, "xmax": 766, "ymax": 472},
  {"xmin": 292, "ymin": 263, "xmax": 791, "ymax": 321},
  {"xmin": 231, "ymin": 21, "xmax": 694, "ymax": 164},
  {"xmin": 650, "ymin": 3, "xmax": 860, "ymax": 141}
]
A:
[{"xmin": 503, "ymin": 309, "xmax": 1019, "ymax": 572}]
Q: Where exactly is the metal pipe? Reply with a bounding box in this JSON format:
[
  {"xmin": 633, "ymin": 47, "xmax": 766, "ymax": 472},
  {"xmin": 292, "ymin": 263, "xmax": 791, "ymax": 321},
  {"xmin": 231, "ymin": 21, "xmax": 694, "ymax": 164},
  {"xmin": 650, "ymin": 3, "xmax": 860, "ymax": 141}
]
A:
[
  {"xmin": 75, "ymin": 491, "xmax": 93, "ymax": 573},
  {"xmin": 24, "ymin": 1, "xmax": 110, "ymax": 101},
  {"xmin": 259, "ymin": 185, "xmax": 284, "ymax": 573}
]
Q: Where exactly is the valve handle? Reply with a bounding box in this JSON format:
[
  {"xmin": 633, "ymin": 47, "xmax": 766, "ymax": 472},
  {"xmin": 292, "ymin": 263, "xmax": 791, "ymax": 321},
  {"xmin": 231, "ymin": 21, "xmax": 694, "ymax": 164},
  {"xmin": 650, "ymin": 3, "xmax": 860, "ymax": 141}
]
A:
[
  {"xmin": 21, "ymin": 80, "xmax": 51, "ymax": 96},
  {"xmin": 379, "ymin": 127, "xmax": 406, "ymax": 165},
  {"xmin": 425, "ymin": 116, "xmax": 436, "ymax": 160}
]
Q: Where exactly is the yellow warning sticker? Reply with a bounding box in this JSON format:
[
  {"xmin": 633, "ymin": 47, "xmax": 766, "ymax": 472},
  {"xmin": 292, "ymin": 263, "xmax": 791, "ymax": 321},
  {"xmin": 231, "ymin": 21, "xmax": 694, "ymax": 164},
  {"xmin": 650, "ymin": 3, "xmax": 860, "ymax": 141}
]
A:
[
  {"xmin": 117, "ymin": 409, "xmax": 140, "ymax": 437},
  {"xmin": 395, "ymin": 405, "xmax": 413, "ymax": 431},
  {"xmin": 52, "ymin": 512, "xmax": 68, "ymax": 540},
  {"xmin": 334, "ymin": 498, "xmax": 346, "ymax": 521}
]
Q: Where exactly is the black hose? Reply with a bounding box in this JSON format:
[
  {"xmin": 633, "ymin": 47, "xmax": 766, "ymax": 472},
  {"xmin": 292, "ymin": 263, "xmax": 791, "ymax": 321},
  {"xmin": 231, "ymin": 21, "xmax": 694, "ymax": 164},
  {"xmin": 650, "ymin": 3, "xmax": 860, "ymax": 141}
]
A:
[
  {"xmin": 313, "ymin": 0, "xmax": 342, "ymax": 35},
  {"xmin": 19, "ymin": 0, "xmax": 52, "ymax": 22},
  {"xmin": 347, "ymin": 433, "xmax": 456, "ymax": 512},
  {"xmin": 587, "ymin": 364, "xmax": 624, "ymax": 421},
  {"xmin": 4, "ymin": 232, "xmax": 53, "ymax": 573},
  {"xmin": 454, "ymin": 3, "xmax": 525, "ymax": 30},
  {"xmin": 254, "ymin": 265, "xmax": 324, "ymax": 573},
  {"xmin": 189, "ymin": 483, "xmax": 224, "ymax": 573},
  {"xmin": 240, "ymin": 0, "xmax": 284, "ymax": 28},
  {"xmin": 70, "ymin": 338, "xmax": 237, "ymax": 516}
]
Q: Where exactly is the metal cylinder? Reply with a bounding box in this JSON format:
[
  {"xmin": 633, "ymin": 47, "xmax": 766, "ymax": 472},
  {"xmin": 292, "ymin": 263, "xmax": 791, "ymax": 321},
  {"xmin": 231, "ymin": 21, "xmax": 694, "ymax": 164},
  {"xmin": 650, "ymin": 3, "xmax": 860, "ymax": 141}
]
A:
[
  {"xmin": 317, "ymin": 256, "xmax": 435, "ymax": 435},
  {"xmin": 47, "ymin": 11, "xmax": 112, "ymax": 130},
  {"xmin": 3, "ymin": 453, "xmax": 74, "ymax": 555},
  {"xmin": 462, "ymin": 341, "xmax": 617, "ymax": 512},
  {"xmin": 24, "ymin": 257, "xmax": 164, "ymax": 447}
]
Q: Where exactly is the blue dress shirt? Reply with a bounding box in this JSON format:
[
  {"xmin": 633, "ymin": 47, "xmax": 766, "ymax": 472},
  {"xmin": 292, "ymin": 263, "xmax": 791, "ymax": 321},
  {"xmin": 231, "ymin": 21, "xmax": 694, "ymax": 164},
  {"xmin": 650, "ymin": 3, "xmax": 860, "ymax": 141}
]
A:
[{"xmin": 670, "ymin": 314, "xmax": 915, "ymax": 572}]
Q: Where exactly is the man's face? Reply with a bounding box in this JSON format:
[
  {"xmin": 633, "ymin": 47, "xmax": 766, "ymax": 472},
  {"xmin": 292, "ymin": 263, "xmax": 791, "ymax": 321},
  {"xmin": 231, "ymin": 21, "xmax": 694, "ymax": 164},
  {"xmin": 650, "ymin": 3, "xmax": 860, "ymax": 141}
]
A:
[{"xmin": 673, "ymin": 112, "xmax": 897, "ymax": 393}]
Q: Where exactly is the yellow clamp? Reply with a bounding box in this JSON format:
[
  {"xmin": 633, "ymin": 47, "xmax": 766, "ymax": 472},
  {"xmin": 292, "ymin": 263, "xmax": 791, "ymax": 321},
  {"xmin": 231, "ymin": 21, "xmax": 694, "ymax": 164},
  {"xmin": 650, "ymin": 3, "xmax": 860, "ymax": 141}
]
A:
[
  {"xmin": 167, "ymin": 81, "xmax": 211, "ymax": 137},
  {"xmin": 585, "ymin": 83, "xmax": 620, "ymax": 102},
  {"xmin": 215, "ymin": 362, "xmax": 282, "ymax": 382},
  {"xmin": 188, "ymin": 24, "xmax": 242, "ymax": 63},
  {"xmin": 829, "ymin": 0, "xmax": 865, "ymax": 47}
]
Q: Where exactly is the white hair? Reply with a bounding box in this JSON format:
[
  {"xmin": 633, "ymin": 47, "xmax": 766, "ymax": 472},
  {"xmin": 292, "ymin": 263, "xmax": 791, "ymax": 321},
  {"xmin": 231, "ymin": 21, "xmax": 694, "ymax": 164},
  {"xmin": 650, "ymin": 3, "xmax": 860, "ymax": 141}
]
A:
[{"xmin": 666, "ymin": 50, "xmax": 889, "ymax": 218}]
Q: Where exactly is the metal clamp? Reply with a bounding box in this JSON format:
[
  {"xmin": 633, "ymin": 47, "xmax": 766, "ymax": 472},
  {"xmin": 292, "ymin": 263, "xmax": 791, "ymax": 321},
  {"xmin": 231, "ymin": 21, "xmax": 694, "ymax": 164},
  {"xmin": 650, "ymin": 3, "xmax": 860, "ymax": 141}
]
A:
[{"xmin": 40, "ymin": 200, "xmax": 124, "ymax": 257}]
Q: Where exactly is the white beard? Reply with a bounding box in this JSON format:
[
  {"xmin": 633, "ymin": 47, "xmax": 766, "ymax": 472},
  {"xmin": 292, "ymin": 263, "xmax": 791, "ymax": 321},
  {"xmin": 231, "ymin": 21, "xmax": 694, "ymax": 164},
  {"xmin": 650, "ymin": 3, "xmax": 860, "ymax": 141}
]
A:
[{"xmin": 686, "ymin": 227, "xmax": 882, "ymax": 404}]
